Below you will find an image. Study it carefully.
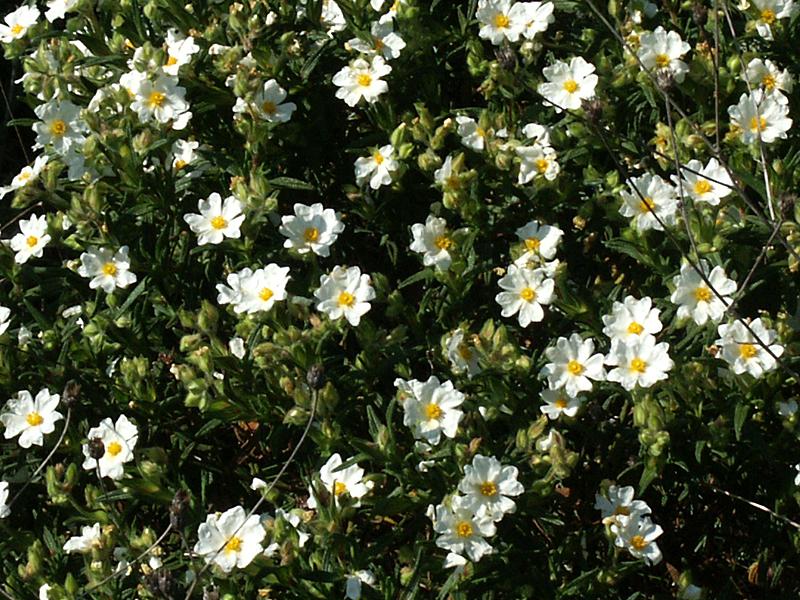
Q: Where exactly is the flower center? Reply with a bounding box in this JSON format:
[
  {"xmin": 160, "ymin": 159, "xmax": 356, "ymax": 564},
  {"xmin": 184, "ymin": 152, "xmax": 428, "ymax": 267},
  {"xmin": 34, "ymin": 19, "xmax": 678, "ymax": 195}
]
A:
[
  {"xmin": 224, "ymin": 536, "xmax": 242, "ymax": 553},
  {"xmin": 166, "ymin": 55, "xmax": 178, "ymax": 66},
  {"xmin": 304, "ymin": 226, "xmax": 320, "ymax": 242},
  {"xmin": 26, "ymin": 411, "xmax": 44, "ymax": 426},
  {"xmin": 655, "ymin": 53, "xmax": 670, "ymax": 68},
  {"xmin": 630, "ymin": 534, "xmax": 648, "ymax": 550},
  {"xmin": 627, "ymin": 321, "xmax": 644, "ymax": 335},
  {"xmin": 333, "ymin": 481, "xmax": 348, "ymax": 496},
  {"xmin": 107, "ymin": 441, "xmax": 123, "ymax": 456},
  {"xmin": 11, "ymin": 24, "xmax": 24, "ymax": 36},
  {"xmin": 555, "ymin": 398, "xmax": 568, "ymax": 409},
  {"xmin": 524, "ymin": 237, "xmax": 541, "ymax": 252},
  {"xmin": 760, "ymin": 8, "xmax": 776, "ymax": 23},
  {"xmin": 494, "ymin": 13, "xmax": 510, "ymax": 28},
  {"xmin": 261, "ymin": 100, "xmax": 277, "ymax": 114},
  {"xmin": 338, "ymin": 291, "xmax": 355, "ymax": 307},
  {"xmin": 476, "ymin": 127, "xmax": 486, "ymax": 138},
  {"xmin": 638, "ymin": 196, "xmax": 655, "ymax": 213},
  {"xmin": 357, "ymin": 73, "xmax": 373, "ymax": 87},
  {"xmin": 630, "ymin": 357, "xmax": 647, "ymax": 373},
  {"xmin": 455, "ymin": 521, "xmax": 473, "ymax": 538},
  {"xmin": 19, "ymin": 171, "xmax": 32, "ymax": 181},
  {"xmin": 373, "ymin": 151, "xmax": 384, "ymax": 165},
  {"xmin": 749, "ymin": 116, "xmax": 767, "ymax": 132},
  {"xmin": 535, "ymin": 158, "xmax": 549, "ymax": 173},
  {"xmin": 174, "ymin": 159, "xmax": 187, "ymax": 170},
  {"xmin": 445, "ymin": 175, "xmax": 461, "ymax": 190},
  {"xmin": 693, "ymin": 286, "xmax": 711, "ymax": 302},
  {"xmin": 762, "ymin": 74, "xmax": 776, "ymax": 90},
  {"xmin": 102, "ymin": 262, "xmax": 118, "ymax": 276},
  {"xmin": 425, "ymin": 402, "xmax": 442, "ymax": 420},
  {"xmin": 49, "ymin": 119, "xmax": 67, "ymax": 136},
  {"xmin": 562, "ymin": 79, "xmax": 579, "ymax": 94},
  {"xmin": 148, "ymin": 91, "xmax": 166, "ymax": 108},
  {"xmin": 457, "ymin": 344, "xmax": 472, "ymax": 360},
  {"xmin": 434, "ymin": 235, "xmax": 453, "ymax": 250},
  {"xmin": 567, "ymin": 360, "xmax": 584, "ymax": 376},
  {"xmin": 210, "ymin": 215, "xmax": 228, "ymax": 230},
  {"xmin": 26, "ymin": 235, "xmax": 39, "ymax": 248},
  {"xmin": 519, "ymin": 287, "xmax": 536, "ymax": 302},
  {"xmin": 374, "ymin": 37, "xmax": 385, "ymax": 50},
  {"xmin": 694, "ymin": 179, "xmax": 713, "ymax": 195},
  {"xmin": 259, "ymin": 287, "xmax": 274, "ymax": 302},
  {"xmin": 480, "ymin": 481, "xmax": 498, "ymax": 497},
  {"xmin": 739, "ymin": 343, "xmax": 757, "ymax": 359}
]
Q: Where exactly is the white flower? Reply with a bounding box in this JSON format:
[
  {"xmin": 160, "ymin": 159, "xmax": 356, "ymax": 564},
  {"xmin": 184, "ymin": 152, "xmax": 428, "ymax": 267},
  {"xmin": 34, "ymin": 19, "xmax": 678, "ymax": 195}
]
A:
[
  {"xmin": 0, "ymin": 481, "xmax": 7, "ymax": 519},
  {"xmin": 455, "ymin": 116, "xmax": 488, "ymax": 151},
  {"xmin": 619, "ymin": 173, "xmax": 678, "ymax": 232},
  {"xmin": 714, "ymin": 318, "xmax": 784, "ymax": 378},
  {"xmin": 307, "ymin": 453, "xmax": 374, "ymax": 509},
  {"xmin": 458, "ymin": 454, "xmax": 524, "ymax": 520},
  {"xmin": 611, "ymin": 514, "xmax": 663, "ymax": 565},
  {"xmin": 371, "ymin": 0, "xmax": 406, "ymax": 22},
  {"xmin": 410, "ymin": 215, "xmax": 456, "ymax": 272},
  {"xmin": 130, "ymin": 74, "xmax": 191, "ymax": 130},
  {"xmin": 515, "ymin": 220, "xmax": 563, "ymax": 260},
  {"xmin": 77, "ymin": 246, "xmax": 137, "ymax": 294},
  {"xmin": 395, "ymin": 376, "xmax": 465, "ymax": 445},
  {"xmin": 348, "ymin": 20, "xmax": 406, "ymax": 60},
  {"xmin": 345, "ymin": 570, "xmax": 376, "ymax": 600},
  {"xmin": 170, "ymin": 139, "xmax": 199, "ymax": 172},
  {"xmin": 431, "ymin": 495, "xmax": 496, "ymax": 562},
  {"xmin": 0, "ymin": 155, "xmax": 48, "ymax": 199},
  {"xmin": 495, "ymin": 264, "xmax": 555, "ymax": 327},
  {"xmin": 434, "ymin": 154, "xmax": 463, "ymax": 192},
  {"xmin": 81, "ymin": 414, "xmax": 138, "ymax": 480},
  {"xmin": 637, "ymin": 27, "xmax": 690, "ymax": 83},
  {"xmin": 233, "ymin": 264, "xmax": 291, "ymax": 315},
  {"xmin": 314, "ymin": 266, "xmax": 375, "ymax": 326},
  {"xmin": 744, "ymin": 58, "xmax": 793, "ymax": 96},
  {"xmin": 675, "ymin": 158, "xmax": 734, "ymax": 206},
  {"xmin": 540, "ymin": 333, "xmax": 606, "ymax": 397},
  {"xmin": 1, "ymin": 388, "xmax": 63, "ymax": 449},
  {"xmin": 194, "ymin": 506, "xmax": 265, "ymax": 573},
  {"xmin": 38, "ymin": 583, "xmax": 52, "ymax": 600},
  {"xmin": 183, "ymin": 193, "xmax": 245, "ymax": 246},
  {"xmin": 7, "ymin": 213, "xmax": 50, "ymax": 264},
  {"xmin": 539, "ymin": 387, "xmax": 583, "ymax": 420},
  {"xmin": 319, "ymin": 0, "xmax": 347, "ymax": 32},
  {"xmin": 229, "ymin": 337, "xmax": 246, "ymax": 359},
  {"xmin": 216, "ymin": 267, "xmax": 251, "ymax": 309},
  {"xmin": 476, "ymin": 0, "xmax": 529, "ymax": 44},
  {"xmin": 279, "ymin": 202, "xmax": 345, "ymax": 257},
  {"xmin": 728, "ymin": 89, "xmax": 792, "ymax": 144},
  {"xmin": 752, "ymin": 0, "xmax": 796, "ymax": 39},
  {"xmin": 354, "ymin": 144, "xmax": 398, "ymax": 190},
  {"xmin": 521, "ymin": 122, "xmax": 552, "ymax": 146},
  {"xmin": 520, "ymin": 1, "xmax": 555, "ymax": 39},
  {"xmin": 0, "ymin": 306, "xmax": 9, "ymax": 336},
  {"xmin": 333, "ymin": 56, "xmax": 392, "ymax": 107},
  {"xmin": 63, "ymin": 523, "xmax": 102, "ymax": 553},
  {"xmin": 795, "ymin": 463, "xmax": 800, "ymax": 486},
  {"xmin": 0, "ymin": 5, "xmax": 39, "ymax": 43},
  {"xmin": 601, "ymin": 295, "xmax": 663, "ymax": 342},
  {"xmin": 516, "ymin": 143, "xmax": 559, "ymax": 184},
  {"xmin": 595, "ymin": 484, "xmax": 652, "ymax": 525},
  {"xmin": 163, "ymin": 28, "xmax": 199, "ymax": 75},
  {"xmin": 537, "ymin": 56, "xmax": 598, "ymax": 112},
  {"xmin": 670, "ymin": 260, "xmax": 737, "ymax": 326},
  {"xmin": 444, "ymin": 329, "xmax": 482, "ymax": 378},
  {"xmin": 32, "ymin": 100, "xmax": 88, "ymax": 155},
  {"xmin": 233, "ymin": 79, "xmax": 297, "ymax": 123},
  {"xmin": 605, "ymin": 335, "xmax": 674, "ymax": 390}
]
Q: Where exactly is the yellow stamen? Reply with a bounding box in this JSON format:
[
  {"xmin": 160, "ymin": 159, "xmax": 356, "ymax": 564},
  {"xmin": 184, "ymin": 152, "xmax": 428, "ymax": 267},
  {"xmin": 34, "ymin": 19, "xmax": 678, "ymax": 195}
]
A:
[
  {"xmin": 26, "ymin": 235, "xmax": 39, "ymax": 248},
  {"xmin": 739, "ymin": 343, "xmax": 757, "ymax": 359},
  {"xmin": 762, "ymin": 74, "xmax": 776, "ymax": 90},
  {"xmin": 630, "ymin": 357, "xmax": 647, "ymax": 373},
  {"xmin": 655, "ymin": 54, "xmax": 670, "ymax": 68},
  {"xmin": 333, "ymin": 481, "xmax": 347, "ymax": 496},
  {"xmin": 627, "ymin": 322, "xmax": 644, "ymax": 335},
  {"xmin": 210, "ymin": 215, "xmax": 227, "ymax": 230},
  {"xmin": 148, "ymin": 91, "xmax": 166, "ymax": 108},
  {"xmin": 563, "ymin": 79, "xmax": 579, "ymax": 93},
  {"xmin": 11, "ymin": 24, "xmax": 23, "ymax": 36},
  {"xmin": 434, "ymin": 235, "xmax": 453, "ymax": 250},
  {"xmin": 166, "ymin": 55, "xmax": 178, "ymax": 66},
  {"xmin": 494, "ymin": 13, "xmax": 510, "ymax": 28},
  {"xmin": 630, "ymin": 534, "xmax": 648, "ymax": 550},
  {"xmin": 107, "ymin": 441, "xmax": 123, "ymax": 456},
  {"xmin": 259, "ymin": 288, "xmax": 274, "ymax": 302},
  {"xmin": 26, "ymin": 412, "xmax": 44, "ymax": 426},
  {"xmin": 567, "ymin": 360, "xmax": 584, "ymax": 375},
  {"xmin": 455, "ymin": 521, "xmax": 473, "ymax": 537},
  {"xmin": 519, "ymin": 287, "xmax": 536, "ymax": 302},
  {"xmin": 760, "ymin": 8, "xmax": 776, "ymax": 23},
  {"xmin": 304, "ymin": 227, "xmax": 320, "ymax": 242},
  {"xmin": 525, "ymin": 237, "xmax": 541, "ymax": 252},
  {"xmin": 261, "ymin": 100, "xmax": 277, "ymax": 115},
  {"xmin": 102, "ymin": 262, "xmax": 117, "ymax": 276},
  {"xmin": 480, "ymin": 481, "xmax": 498, "ymax": 497},
  {"xmin": 373, "ymin": 151, "xmax": 384, "ymax": 165},
  {"xmin": 338, "ymin": 291, "xmax": 355, "ymax": 307},
  {"xmin": 49, "ymin": 119, "xmax": 67, "ymax": 136},
  {"xmin": 749, "ymin": 116, "xmax": 767, "ymax": 132},
  {"xmin": 174, "ymin": 159, "xmax": 187, "ymax": 170},
  {"xmin": 535, "ymin": 158, "xmax": 549, "ymax": 174},
  {"xmin": 693, "ymin": 286, "xmax": 712, "ymax": 302},
  {"xmin": 639, "ymin": 196, "xmax": 655, "ymax": 213},
  {"xmin": 425, "ymin": 403, "xmax": 442, "ymax": 420},
  {"xmin": 694, "ymin": 179, "xmax": 712, "ymax": 195},
  {"xmin": 457, "ymin": 344, "xmax": 472, "ymax": 360},
  {"xmin": 224, "ymin": 536, "xmax": 242, "ymax": 553},
  {"xmin": 555, "ymin": 398, "xmax": 568, "ymax": 409},
  {"xmin": 357, "ymin": 73, "xmax": 373, "ymax": 87}
]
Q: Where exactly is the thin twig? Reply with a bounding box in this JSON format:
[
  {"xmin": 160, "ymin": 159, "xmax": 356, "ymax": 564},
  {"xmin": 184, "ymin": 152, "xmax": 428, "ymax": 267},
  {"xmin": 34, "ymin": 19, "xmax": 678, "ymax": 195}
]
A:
[
  {"xmin": 705, "ymin": 482, "xmax": 800, "ymax": 530},
  {"xmin": 0, "ymin": 72, "xmax": 31, "ymax": 165}
]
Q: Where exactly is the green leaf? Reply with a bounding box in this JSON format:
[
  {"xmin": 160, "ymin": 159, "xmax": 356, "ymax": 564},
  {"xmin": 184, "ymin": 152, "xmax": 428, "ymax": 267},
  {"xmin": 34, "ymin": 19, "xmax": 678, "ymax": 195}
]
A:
[
  {"xmin": 269, "ymin": 177, "xmax": 316, "ymax": 191},
  {"xmin": 734, "ymin": 401, "xmax": 749, "ymax": 441}
]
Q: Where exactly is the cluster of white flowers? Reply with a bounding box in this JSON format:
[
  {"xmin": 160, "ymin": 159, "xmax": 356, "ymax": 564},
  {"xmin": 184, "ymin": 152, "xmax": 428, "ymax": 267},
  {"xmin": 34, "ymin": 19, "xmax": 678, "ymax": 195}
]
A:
[
  {"xmin": 429, "ymin": 454, "xmax": 524, "ymax": 567},
  {"xmin": 475, "ymin": 0, "xmax": 555, "ymax": 45},
  {"xmin": 595, "ymin": 485, "xmax": 663, "ymax": 565}
]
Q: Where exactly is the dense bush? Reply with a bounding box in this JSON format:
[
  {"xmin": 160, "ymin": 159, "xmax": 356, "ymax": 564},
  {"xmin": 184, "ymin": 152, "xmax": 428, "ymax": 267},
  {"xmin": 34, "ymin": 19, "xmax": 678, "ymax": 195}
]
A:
[{"xmin": 1, "ymin": 0, "xmax": 799, "ymax": 598}]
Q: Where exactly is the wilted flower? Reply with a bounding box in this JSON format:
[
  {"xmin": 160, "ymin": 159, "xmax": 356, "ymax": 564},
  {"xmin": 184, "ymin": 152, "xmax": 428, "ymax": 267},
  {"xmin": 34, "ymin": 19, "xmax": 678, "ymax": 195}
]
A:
[
  {"xmin": 0, "ymin": 155, "xmax": 48, "ymax": 199},
  {"xmin": 163, "ymin": 28, "xmax": 199, "ymax": 75}
]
